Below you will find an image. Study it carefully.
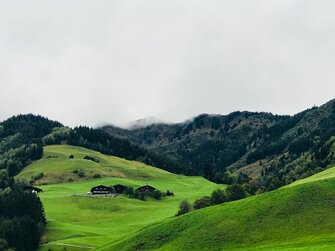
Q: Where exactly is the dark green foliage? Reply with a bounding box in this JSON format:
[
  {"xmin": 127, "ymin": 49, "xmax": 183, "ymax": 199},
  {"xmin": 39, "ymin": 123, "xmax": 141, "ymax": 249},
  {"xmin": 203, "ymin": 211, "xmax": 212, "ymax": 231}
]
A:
[
  {"xmin": 166, "ymin": 190, "xmax": 174, "ymax": 196},
  {"xmin": 151, "ymin": 190, "xmax": 163, "ymax": 200},
  {"xmin": 0, "ymin": 185, "xmax": 46, "ymax": 251},
  {"xmin": 194, "ymin": 184, "xmax": 248, "ymax": 210},
  {"xmin": 225, "ymin": 184, "xmax": 248, "ymax": 201},
  {"xmin": 0, "ymin": 116, "xmax": 51, "ymax": 247},
  {"xmin": 210, "ymin": 189, "xmax": 226, "ymax": 204},
  {"xmin": 0, "ymin": 115, "xmax": 59, "ymax": 176},
  {"xmin": 93, "ymin": 174, "xmax": 101, "ymax": 179},
  {"xmin": 214, "ymin": 171, "xmax": 237, "ymax": 184},
  {"xmin": 103, "ymin": 99, "xmax": 335, "ymax": 192},
  {"xmin": 132, "ymin": 189, "xmax": 164, "ymax": 200},
  {"xmin": 124, "ymin": 187, "xmax": 134, "ymax": 196},
  {"xmin": 193, "ymin": 196, "xmax": 212, "ymax": 210},
  {"xmin": 288, "ymin": 138, "xmax": 314, "ymax": 154},
  {"xmin": 0, "ymin": 239, "xmax": 8, "ymax": 251},
  {"xmin": 237, "ymin": 172, "xmax": 250, "ymax": 184},
  {"xmin": 176, "ymin": 199, "xmax": 192, "ymax": 216},
  {"xmin": 43, "ymin": 127, "xmax": 71, "ymax": 145},
  {"xmin": 0, "ymin": 114, "xmax": 62, "ymax": 140},
  {"xmin": 0, "ymin": 170, "xmax": 13, "ymax": 190}
]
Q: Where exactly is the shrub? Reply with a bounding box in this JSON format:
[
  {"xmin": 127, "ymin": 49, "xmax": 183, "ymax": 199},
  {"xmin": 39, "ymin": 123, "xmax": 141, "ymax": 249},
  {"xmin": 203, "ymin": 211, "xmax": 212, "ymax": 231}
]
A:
[
  {"xmin": 193, "ymin": 196, "xmax": 212, "ymax": 210},
  {"xmin": 93, "ymin": 174, "xmax": 101, "ymax": 179},
  {"xmin": 124, "ymin": 187, "xmax": 134, "ymax": 196},
  {"xmin": 176, "ymin": 199, "xmax": 192, "ymax": 216},
  {"xmin": 151, "ymin": 190, "xmax": 163, "ymax": 200},
  {"xmin": 166, "ymin": 190, "xmax": 174, "ymax": 196},
  {"xmin": 225, "ymin": 184, "xmax": 248, "ymax": 201},
  {"xmin": 210, "ymin": 189, "xmax": 226, "ymax": 204}
]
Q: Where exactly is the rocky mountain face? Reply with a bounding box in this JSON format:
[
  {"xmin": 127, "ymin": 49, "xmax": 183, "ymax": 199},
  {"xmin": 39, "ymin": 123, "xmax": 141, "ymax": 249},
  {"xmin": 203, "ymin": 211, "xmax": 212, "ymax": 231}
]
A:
[{"xmin": 102, "ymin": 98, "xmax": 335, "ymax": 191}]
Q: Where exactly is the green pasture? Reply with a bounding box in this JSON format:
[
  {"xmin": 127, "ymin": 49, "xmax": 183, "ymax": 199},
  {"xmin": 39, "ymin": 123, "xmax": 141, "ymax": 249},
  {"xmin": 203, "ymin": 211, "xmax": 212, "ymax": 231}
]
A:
[
  {"xmin": 104, "ymin": 167, "xmax": 335, "ymax": 251},
  {"xmin": 18, "ymin": 145, "xmax": 335, "ymax": 250},
  {"xmin": 17, "ymin": 145, "xmax": 224, "ymax": 250}
]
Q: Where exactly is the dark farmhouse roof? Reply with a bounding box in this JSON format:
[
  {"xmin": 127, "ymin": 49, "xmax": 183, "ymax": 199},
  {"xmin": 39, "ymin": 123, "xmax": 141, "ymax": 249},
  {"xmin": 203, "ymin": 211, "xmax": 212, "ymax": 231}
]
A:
[
  {"xmin": 23, "ymin": 186, "xmax": 43, "ymax": 193},
  {"xmin": 112, "ymin": 184, "xmax": 128, "ymax": 194},
  {"xmin": 136, "ymin": 185, "xmax": 156, "ymax": 192},
  {"xmin": 90, "ymin": 185, "xmax": 111, "ymax": 194}
]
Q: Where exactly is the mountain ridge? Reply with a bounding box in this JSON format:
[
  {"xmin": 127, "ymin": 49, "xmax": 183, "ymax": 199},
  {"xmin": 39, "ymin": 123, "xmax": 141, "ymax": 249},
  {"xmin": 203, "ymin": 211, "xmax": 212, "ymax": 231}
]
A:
[{"xmin": 102, "ymin": 98, "xmax": 335, "ymax": 192}]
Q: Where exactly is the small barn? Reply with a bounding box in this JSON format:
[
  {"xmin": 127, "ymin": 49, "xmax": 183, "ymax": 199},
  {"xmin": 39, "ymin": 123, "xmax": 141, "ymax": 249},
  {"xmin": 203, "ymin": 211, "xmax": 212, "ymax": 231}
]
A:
[
  {"xmin": 112, "ymin": 184, "xmax": 128, "ymax": 194},
  {"xmin": 23, "ymin": 186, "xmax": 43, "ymax": 193},
  {"xmin": 136, "ymin": 185, "xmax": 156, "ymax": 193},
  {"xmin": 90, "ymin": 185, "xmax": 111, "ymax": 195}
]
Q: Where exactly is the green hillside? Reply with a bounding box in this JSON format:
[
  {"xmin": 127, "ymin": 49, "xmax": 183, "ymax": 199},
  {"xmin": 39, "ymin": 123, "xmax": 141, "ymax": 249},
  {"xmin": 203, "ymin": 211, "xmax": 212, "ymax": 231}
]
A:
[
  {"xmin": 289, "ymin": 166, "xmax": 335, "ymax": 186},
  {"xmin": 17, "ymin": 145, "xmax": 224, "ymax": 251},
  {"xmin": 103, "ymin": 167, "xmax": 335, "ymax": 251},
  {"xmin": 16, "ymin": 145, "xmax": 179, "ymax": 185}
]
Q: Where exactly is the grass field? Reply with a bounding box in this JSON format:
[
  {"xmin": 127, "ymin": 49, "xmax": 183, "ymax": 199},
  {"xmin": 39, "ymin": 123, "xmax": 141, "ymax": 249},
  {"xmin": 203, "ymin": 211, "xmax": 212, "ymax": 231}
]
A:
[
  {"xmin": 103, "ymin": 166, "xmax": 335, "ymax": 251},
  {"xmin": 17, "ymin": 146, "xmax": 335, "ymax": 250},
  {"xmin": 17, "ymin": 145, "xmax": 225, "ymax": 251}
]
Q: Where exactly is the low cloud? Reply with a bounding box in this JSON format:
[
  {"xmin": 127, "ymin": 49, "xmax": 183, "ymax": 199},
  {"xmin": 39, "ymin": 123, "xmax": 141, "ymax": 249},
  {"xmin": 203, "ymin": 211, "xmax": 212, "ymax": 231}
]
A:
[{"xmin": 1, "ymin": 0, "xmax": 334, "ymax": 127}]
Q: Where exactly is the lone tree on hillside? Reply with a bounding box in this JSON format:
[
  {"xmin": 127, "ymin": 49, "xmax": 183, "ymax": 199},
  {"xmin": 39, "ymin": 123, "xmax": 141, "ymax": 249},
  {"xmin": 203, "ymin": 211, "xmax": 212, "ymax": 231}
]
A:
[{"xmin": 176, "ymin": 199, "xmax": 192, "ymax": 216}]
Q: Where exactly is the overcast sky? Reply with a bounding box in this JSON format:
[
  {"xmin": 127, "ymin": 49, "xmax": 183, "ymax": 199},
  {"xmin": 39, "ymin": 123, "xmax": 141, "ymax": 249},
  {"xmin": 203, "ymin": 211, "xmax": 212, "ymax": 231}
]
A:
[{"xmin": 1, "ymin": 0, "xmax": 335, "ymax": 127}]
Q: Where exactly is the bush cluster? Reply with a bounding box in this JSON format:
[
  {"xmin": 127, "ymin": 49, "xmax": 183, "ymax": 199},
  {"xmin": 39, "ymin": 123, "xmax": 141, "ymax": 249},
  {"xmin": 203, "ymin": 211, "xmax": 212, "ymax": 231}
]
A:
[{"xmin": 177, "ymin": 184, "xmax": 248, "ymax": 216}]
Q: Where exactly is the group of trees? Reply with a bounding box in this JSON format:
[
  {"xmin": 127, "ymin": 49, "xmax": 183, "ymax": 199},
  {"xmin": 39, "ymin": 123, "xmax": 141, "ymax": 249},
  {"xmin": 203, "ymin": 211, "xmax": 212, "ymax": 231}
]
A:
[
  {"xmin": 177, "ymin": 184, "xmax": 248, "ymax": 216},
  {"xmin": 0, "ymin": 115, "xmax": 61, "ymax": 177},
  {"xmin": 123, "ymin": 187, "xmax": 172, "ymax": 201},
  {"xmin": 0, "ymin": 115, "xmax": 59, "ymax": 250},
  {"xmin": 0, "ymin": 181, "xmax": 46, "ymax": 251}
]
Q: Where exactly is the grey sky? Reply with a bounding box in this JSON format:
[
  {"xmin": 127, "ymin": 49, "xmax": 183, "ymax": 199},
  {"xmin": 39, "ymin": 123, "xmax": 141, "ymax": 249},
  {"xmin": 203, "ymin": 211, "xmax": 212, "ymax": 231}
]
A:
[{"xmin": 1, "ymin": 0, "xmax": 335, "ymax": 127}]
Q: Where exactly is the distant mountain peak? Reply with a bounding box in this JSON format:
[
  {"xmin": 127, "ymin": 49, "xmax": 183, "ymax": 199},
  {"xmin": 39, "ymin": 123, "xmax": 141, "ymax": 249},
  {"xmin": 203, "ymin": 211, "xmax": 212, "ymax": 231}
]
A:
[{"xmin": 126, "ymin": 117, "xmax": 164, "ymax": 130}]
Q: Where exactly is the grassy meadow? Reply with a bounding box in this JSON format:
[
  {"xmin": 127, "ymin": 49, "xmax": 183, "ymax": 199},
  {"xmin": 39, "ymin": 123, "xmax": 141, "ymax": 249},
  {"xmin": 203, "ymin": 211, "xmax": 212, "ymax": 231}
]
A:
[
  {"xmin": 104, "ymin": 166, "xmax": 335, "ymax": 251},
  {"xmin": 16, "ymin": 145, "xmax": 225, "ymax": 250},
  {"xmin": 16, "ymin": 145, "xmax": 335, "ymax": 250}
]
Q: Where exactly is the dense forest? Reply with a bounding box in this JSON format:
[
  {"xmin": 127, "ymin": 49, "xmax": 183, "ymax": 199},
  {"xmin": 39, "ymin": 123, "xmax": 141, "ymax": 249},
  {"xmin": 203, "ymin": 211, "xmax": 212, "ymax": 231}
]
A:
[{"xmin": 103, "ymin": 98, "xmax": 335, "ymax": 193}]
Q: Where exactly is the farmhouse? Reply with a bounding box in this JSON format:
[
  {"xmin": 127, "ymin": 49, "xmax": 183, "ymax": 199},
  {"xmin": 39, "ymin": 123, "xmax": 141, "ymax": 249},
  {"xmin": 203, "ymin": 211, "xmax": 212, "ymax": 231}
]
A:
[
  {"xmin": 90, "ymin": 185, "xmax": 111, "ymax": 195},
  {"xmin": 23, "ymin": 186, "xmax": 43, "ymax": 193},
  {"xmin": 112, "ymin": 184, "xmax": 128, "ymax": 194},
  {"xmin": 136, "ymin": 185, "xmax": 156, "ymax": 193}
]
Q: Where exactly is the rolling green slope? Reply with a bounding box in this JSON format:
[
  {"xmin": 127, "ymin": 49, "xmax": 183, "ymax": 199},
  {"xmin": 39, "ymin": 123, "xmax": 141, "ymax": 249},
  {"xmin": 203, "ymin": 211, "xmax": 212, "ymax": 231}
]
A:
[
  {"xmin": 103, "ymin": 167, "xmax": 335, "ymax": 251},
  {"xmin": 289, "ymin": 166, "xmax": 335, "ymax": 187},
  {"xmin": 16, "ymin": 145, "xmax": 174, "ymax": 185},
  {"xmin": 16, "ymin": 145, "xmax": 225, "ymax": 251}
]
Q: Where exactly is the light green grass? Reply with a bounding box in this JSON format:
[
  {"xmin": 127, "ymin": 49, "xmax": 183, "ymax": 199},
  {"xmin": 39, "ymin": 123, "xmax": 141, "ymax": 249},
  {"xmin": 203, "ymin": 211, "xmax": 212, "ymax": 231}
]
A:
[
  {"xmin": 17, "ymin": 145, "xmax": 225, "ymax": 251},
  {"xmin": 103, "ymin": 167, "xmax": 335, "ymax": 251},
  {"xmin": 288, "ymin": 166, "xmax": 335, "ymax": 187},
  {"xmin": 16, "ymin": 145, "xmax": 171, "ymax": 185}
]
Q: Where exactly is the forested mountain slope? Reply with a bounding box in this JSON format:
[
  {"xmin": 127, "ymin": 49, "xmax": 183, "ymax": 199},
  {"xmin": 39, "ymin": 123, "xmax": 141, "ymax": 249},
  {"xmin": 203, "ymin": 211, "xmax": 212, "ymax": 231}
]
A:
[{"xmin": 103, "ymin": 98, "xmax": 335, "ymax": 191}]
